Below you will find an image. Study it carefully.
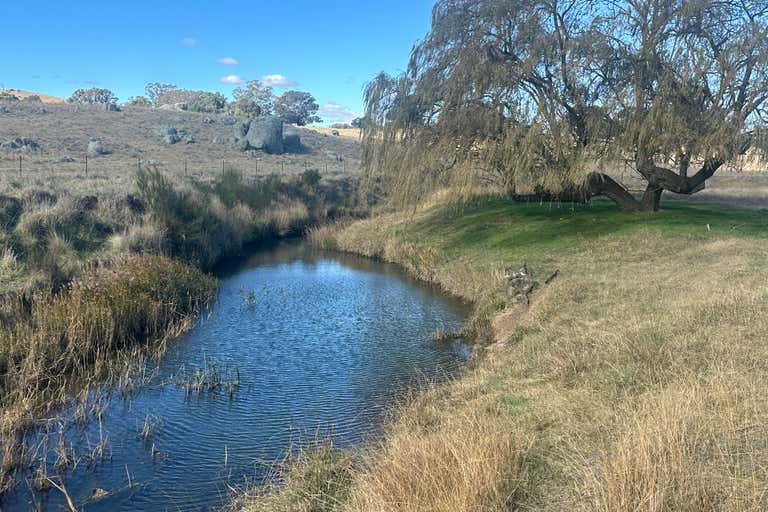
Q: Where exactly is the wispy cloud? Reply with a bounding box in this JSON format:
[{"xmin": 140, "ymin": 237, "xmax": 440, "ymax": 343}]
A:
[
  {"xmin": 219, "ymin": 75, "xmax": 245, "ymax": 85},
  {"xmin": 260, "ymin": 74, "xmax": 298, "ymax": 88},
  {"xmin": 180, "ymin": 37, "xmax": 197, "ymax": 46},
  {"xmin": 318, "ymin": 102, "xmax": 361, "ymax": 124},
  {"xmin": 217, "ymin": 57, "xmax": 239, "ymax": 65}
]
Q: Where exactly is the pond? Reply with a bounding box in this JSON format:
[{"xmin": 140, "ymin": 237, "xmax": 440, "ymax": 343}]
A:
[{"xmin": 5, "ymin": 242, "xmax": 470, "ymax": 511}]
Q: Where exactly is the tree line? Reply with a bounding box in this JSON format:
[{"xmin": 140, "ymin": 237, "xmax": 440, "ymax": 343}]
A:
[
  {"xmin": 68, "ymin": 81, "xmax": 323, "ymax": 126},
  {"xmin": 362, "ymin": 0, "xmax": 768, "ymax": 211}
]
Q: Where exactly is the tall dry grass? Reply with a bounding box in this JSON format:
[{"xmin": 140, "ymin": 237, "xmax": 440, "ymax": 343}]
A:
[{"xmin": 0, "ymin": 254, "xmax": 216, "ymax": 489}]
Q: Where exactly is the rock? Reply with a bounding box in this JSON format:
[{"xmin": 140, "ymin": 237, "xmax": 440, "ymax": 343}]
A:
[
  {"xmin": 103, "ymin": 102, "xmax": 120, "ymax": 112},
  {"xmin": 331, "ymin": 129, "xmax": 340, "ymax": 136},
  {"xmin": 1, "ymin": 137, "xmax": 40, "ymax": 152},
  {"xmin": 34, "ymin": 107, "xmax": 48, "ymax": 114},
  {"xmin": 87, "ymin": 139, "xmax": 107, "ymax": 156},
  {"xmin": 221, "ymin": 116, "xmax": 238, "ymax": 126},
  {"xmin": 504, "ymin": 264, "xmax": 558, "ymax": 305},
  {"xmin": 202, "ymin": 116, "xmax": 215, "ymax": 124},
  {"xmin": 184, "ymin": 135, "xmax": 196, "ymax": 144},
  {"xmin": 58, "ymin": 155, "xmax": 76, "ymax": 163},
  {"xmin": 282, "ymin": 126, "xmax": 302, "ymax": 153},
  {"xmin": 0, "ymin": 195, "xmax": 23, "ymax": 229},
  {"xmin": 156, "ymin": 126, "xmax": 181, "ymax": 145},
  {"xmin": 239, "ymin": 116, "xmax": 284, "ymax": 154}
]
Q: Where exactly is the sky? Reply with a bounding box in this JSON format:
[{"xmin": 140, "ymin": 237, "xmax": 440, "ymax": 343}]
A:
[{"xmin": 0, "ymin": 0, "xmax": 435, "ymax": 124}]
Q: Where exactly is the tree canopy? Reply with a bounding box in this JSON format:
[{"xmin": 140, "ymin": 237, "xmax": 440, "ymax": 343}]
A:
[
  {"xmin": 274, "ymin": 91, "xmax": 322, "ymax": 126},
  {"xmin": 363, "ymin": 0, "xmax": 768, "ymax": 211}
]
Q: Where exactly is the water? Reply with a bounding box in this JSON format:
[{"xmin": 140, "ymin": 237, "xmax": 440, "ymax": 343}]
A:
[{"xmin": 4, "ymin": 242, "xmax": 470, "ymax": 511}]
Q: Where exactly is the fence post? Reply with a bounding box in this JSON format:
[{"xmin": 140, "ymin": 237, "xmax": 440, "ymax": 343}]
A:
[
  {"xmin": 85, "ymin": 154, "xmax": 88, "ymax": 178},
  {"xmin": 184, "ymin": 159, "xmax": 187, "ymax": 177},
  {"xmin": 137, "ymin": 157, "xmax": 141, "ymax": 173},
  {"xmin": 18, "ymin": 155, "xmax": 21, "ymax": 178}
]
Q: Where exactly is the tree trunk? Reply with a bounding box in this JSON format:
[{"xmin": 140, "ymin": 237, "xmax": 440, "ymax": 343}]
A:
[{"xmin": 641, "ymin": 184, "xmax": 662, "ymax": 211}]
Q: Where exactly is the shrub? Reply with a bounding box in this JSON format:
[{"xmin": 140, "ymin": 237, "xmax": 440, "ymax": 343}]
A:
[
  {"xmin": 0, "ymin": 92, "xmax": 19, "ymax": 102},
  {"xmin": 188, "ymin": 91, "xmax": 228, "ymax": 113}
]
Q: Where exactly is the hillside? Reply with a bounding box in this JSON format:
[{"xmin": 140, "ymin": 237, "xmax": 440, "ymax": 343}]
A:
[
  {"xmin": 0, "ymin": 89, "xmax": 67, "ymax": 103},
  {"xmin": 0, "ymin": 100, "xmax": 361, "ymax": 197}
]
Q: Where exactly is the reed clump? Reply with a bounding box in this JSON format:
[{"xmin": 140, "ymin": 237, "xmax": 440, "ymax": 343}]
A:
[{"xmin": 0, "ymin": 254, "xmax": 216, "ymax": 476}]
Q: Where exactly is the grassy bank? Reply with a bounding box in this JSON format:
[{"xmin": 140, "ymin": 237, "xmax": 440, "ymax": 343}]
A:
[{"xmin": 238, "ymin": 196, "xmax": 768, "ymax": 511}]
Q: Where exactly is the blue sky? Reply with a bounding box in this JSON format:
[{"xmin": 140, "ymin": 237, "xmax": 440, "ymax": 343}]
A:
[{"xmin": 0, "ymin": 0, "xmax": 435, "ymax": 124}]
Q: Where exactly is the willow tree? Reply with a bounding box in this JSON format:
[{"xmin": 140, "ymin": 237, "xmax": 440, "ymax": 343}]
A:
[{"xmin": 362, "ymin": 0, "xmax": 768, "ymax": 211}]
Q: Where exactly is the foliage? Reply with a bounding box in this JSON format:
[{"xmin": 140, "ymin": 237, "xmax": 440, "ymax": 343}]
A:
[
  {"xmin": 233, "ymin": 80, "xmax": 275, "ymax": 116},
  {"xmin": 0, "ymin": 92, "xmax": 19, "ymax": 101},
  {"xmin": 124, "ymin": 96, "xmax": 152, "ymax": 108},
  {"xmin": 68, "ymin": 87, "xmax": 117, "ymax": 105},
  {"xmin": 351, "ymin": 117, "xmax": 365, "ymax": 129},
  {"xmin": 274, "ymin": 91, "xmax": 321, "ymax": 126},
  {"xmin": 188, "ymin": 91, "xmax": 228, "ymax": 113},
  {"xmin": 145, "ymin": 82, "xmax": 178, "ymax": 106},
  {"xmin": 363, "ymin": 0, "xmax": 768, "ymax": 211}
]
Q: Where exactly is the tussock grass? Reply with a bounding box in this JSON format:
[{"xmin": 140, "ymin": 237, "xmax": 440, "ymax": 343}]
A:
[
  {"xmin": 0, "ymin": 254, "xmax": 216, "ymax": 488},
  {"xmin": 228, "ymin": 440, "xmax": 355, "ymax": 512},
  {"xmin": 236, "ymin": 196, "xmax": 768, "ymax": 511}
]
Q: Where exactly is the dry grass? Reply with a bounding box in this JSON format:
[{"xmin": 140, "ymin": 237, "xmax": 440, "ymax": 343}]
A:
[
  {"xmin": 0, "ymin": 101, "xmax": 361, "ymax": 198},
  {"xmin": 237, "ymin": 197, "xmax": 768, "ymax": 512}
]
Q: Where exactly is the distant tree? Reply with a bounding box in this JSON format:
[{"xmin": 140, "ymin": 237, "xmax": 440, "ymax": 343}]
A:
[
  {"xmin": 68, "ymin": 88, "xmax": 117, "ymax": 105},
  {"xmin": 188, "ymin": 92, "xmax": 227, "ymax": 113},
  {"xmin": 155, "ymin": 89, "xmax": 201, "ymax": 108},
  {"xmin": 24, "ymin": 95, "xmax": 42, "ymax": 103},
  {"xmin": 233, "ymin": 80, "xmax": 274, "ymax": 116},
  {"xmin": 124, "ymin": 96, "xmax": 152, "ymax": 108},
  {"xmin": 351, "ymin": 117, "xmax": 365, "ymax": 129},
  {"xmin": 145, "ymin": 83, "xmax": 178, "ymax": 106},
  {"xmin": 274, "ymin": 91, "xmax": 321, "ymax": 126}
]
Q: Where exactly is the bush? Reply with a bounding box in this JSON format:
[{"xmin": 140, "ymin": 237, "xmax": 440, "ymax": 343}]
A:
[
  {"xmin": 189, "ymin": 92, "xmax": 227, "ymax": 113},
  {"xmin": 0, "ymin": 92, "xmax": 19, "ymax": 102}
]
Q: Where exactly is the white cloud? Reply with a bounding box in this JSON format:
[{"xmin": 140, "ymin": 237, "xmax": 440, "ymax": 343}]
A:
[
  {"xmin": 260, "ymin": 74, "xmax": 298, "ymax": 88},
  {"xmin": 318, "ymin": 102, "xmax": 362, "ymax": 124},
  {"xmin": 217, "ymin": 57, "xmax": 239, "ymax": 65},
  {"xmin": 180, "ymin": 37, "xmax": 197, "ymax": 46},
  {"xmin": 219, "ymin": 75, "xmax": 245, "ymax": 85}
]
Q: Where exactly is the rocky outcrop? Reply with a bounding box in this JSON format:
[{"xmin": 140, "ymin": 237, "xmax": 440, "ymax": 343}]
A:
[
  {"xmin": 235, "ymin": 116, "xmax": 284, "ymax": 154},
  {"xmin": 1, "ymin": 137, "xmax": 40, "ymax": 152}
]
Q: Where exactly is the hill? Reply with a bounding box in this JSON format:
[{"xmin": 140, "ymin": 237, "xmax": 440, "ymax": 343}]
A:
[
  {"xmin": 0, "ymin": 89, "xmax": 66, "ymax": 103},
  {"xmin": 0, "ymin": 101, "xmax": 360, "ymax": 198}
]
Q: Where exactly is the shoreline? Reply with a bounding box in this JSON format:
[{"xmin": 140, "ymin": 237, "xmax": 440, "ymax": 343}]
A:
[{"xmin": 232, "ymin": 195, "xmax": 768, "ymax": 511}]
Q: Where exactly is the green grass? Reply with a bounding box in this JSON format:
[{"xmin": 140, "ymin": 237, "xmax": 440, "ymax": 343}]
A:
[{"xmin": 409, "ymin": 198, "xmax": 768, "ymax": 264}]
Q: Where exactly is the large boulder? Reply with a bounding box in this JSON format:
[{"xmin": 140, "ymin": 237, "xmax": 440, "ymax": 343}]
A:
[
  {"xmin": 282, "ymin": 126, "xmax": 302, "ymax": 153},
  {"xmin": 239, "ymin": 116, "xmax": 284, "ymax": 154}
]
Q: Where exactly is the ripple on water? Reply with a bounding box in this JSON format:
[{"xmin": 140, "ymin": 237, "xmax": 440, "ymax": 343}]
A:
[{"xmin": 5, "ymin": 242, "xmax": 470, "ymax": 512}]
